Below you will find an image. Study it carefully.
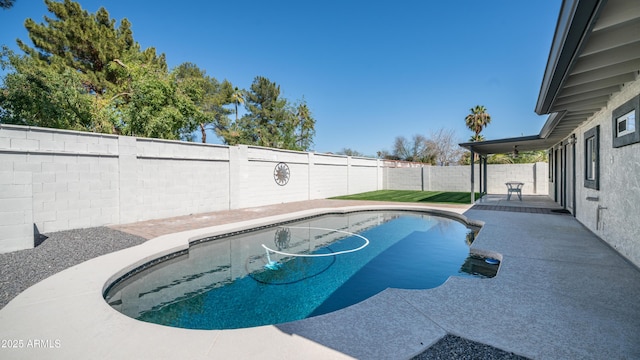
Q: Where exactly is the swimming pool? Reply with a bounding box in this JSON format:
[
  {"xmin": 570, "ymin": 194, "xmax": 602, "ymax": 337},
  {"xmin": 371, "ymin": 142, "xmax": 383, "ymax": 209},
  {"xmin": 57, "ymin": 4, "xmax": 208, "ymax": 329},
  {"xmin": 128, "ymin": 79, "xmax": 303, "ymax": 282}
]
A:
[{"xmin": 104, "ymin": 211, "xmax": 497, "ymax": 330}]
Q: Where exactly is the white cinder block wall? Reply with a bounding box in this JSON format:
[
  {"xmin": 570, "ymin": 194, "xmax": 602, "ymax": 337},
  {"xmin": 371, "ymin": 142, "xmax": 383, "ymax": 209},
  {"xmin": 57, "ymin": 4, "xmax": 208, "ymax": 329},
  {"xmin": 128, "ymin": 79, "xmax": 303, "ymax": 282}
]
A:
[
  {"xmin": 241, "ymin": 147, "xmax": 311, "ymax": 208},
  {"xmin": 0, "ymin": 126, "xmax": 385, "ymax": 252},
  {"xmin": 127, "ymin": 138, "xmax": 231, "ymax": 222},
  {"xmin": 385, "ymin": 167, "xmax": 424, "ymax": 191},
  {"xmin": 348, "ymin": 157, "xmax": 381, "ymax": 195},
  {"xmin": 384, "ymin": 163, "xmax": 548, "ymax": 194},
  {"xmin": 0, "ymin": 127, "xmax": 121, "ymax": 254},
  {"xmin": 1, "ymin": 123, "xmax": 549, "ymax": 253},
  {"xmin": 310, "ymin": 153, "xmax": 349, "ymax": 199}
]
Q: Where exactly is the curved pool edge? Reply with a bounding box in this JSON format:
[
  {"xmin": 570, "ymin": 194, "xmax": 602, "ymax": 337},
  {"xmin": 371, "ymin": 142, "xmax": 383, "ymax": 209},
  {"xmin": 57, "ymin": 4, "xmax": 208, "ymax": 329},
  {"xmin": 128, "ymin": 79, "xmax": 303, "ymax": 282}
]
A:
[
  {"xmin": 103, "ymin": 204, "xmax": 489, "ymax": 296},
  {"xmin": 0, "ymin": 204, "xmax": 498, "ymax": 360}
]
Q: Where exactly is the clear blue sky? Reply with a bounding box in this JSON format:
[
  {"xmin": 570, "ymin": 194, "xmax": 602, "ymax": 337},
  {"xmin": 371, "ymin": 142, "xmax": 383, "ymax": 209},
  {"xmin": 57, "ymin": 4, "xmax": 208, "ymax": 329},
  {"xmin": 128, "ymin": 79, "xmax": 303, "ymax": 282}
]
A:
[{"xmin": 1, "ymin": 0, "xmax": 561, "ymax": 156}]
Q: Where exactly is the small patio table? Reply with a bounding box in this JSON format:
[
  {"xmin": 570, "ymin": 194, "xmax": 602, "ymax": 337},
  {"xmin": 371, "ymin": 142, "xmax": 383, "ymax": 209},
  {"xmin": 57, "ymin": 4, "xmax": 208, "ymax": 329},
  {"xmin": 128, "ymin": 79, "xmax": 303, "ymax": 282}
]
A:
[{"xmin": 505, "ymin": 182, "xmax": 524, "ymax": 201}]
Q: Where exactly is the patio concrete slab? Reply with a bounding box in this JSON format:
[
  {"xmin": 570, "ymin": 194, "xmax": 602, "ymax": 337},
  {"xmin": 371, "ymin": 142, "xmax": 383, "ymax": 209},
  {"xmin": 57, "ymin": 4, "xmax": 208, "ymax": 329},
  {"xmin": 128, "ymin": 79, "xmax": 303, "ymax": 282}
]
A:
[
  {"xmin": 0, "ymin": 197, "xmax": 638, "ymax": 359},
  {"xmin": 475, "ymin": 194, "xmax": 565, "ymax": 209},
  {"xmin": 277, "ymin": 289, "xmax": 446, "ymax": 360}
]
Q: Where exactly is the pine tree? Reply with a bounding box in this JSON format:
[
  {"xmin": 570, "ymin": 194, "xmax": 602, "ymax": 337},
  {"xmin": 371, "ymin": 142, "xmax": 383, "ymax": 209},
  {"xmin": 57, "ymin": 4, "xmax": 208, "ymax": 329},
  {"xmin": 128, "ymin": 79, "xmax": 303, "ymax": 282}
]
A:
[
  {"xmin": 16, "ymin": 0, "xmax": 162, "ymax": 95},
  {"xmin": 242, "ymin": 76, "xmax": 290, "ymax": 148},
  {"xmin": 232, "ymin": 76, "xmax": 315, "ymax": 150},
  {"xmin": 173, "ymin": 62, "xmax": 233, "ymax": 143},
  {"xmin": 0, "ymin": 0, "xmax": 209, "ymax": 140}
]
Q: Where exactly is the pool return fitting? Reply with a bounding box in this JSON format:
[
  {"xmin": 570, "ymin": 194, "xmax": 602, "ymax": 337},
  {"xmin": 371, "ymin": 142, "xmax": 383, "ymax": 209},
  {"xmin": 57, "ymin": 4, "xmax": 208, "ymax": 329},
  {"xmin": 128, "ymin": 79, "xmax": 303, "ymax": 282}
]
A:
[{"xmin": 262, "ymin": 226, "xmax": 370, "ymax": 270}]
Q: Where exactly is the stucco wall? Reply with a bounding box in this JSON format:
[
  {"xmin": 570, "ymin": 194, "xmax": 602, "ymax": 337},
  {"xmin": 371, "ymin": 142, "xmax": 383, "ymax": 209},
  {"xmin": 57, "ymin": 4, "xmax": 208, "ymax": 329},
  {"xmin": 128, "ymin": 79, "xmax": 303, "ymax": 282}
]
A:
[{"xmin": 563, "ymin": 77, "xmax": 640, "ymax": 266}]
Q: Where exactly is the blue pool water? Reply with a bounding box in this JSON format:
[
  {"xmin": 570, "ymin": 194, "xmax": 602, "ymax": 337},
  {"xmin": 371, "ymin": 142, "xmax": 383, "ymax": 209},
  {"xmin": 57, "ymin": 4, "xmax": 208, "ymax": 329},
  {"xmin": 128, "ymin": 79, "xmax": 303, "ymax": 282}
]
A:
[{"xmin": 105, "ymin": 211, "xmax": 496, "ymax": 329}]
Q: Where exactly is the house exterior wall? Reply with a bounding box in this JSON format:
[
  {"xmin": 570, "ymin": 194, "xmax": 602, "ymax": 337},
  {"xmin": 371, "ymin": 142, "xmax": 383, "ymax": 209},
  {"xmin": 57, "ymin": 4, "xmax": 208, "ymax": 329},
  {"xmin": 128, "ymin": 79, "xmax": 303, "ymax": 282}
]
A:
[{"xmin": 551, "ymin": 77, "xmax": 640, "ymax": 266}]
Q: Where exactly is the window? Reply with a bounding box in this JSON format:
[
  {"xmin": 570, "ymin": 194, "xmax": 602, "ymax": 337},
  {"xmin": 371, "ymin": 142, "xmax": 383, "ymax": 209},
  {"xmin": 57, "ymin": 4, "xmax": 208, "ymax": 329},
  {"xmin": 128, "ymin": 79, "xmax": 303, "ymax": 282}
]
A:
[
  {"xmin": 612, "ymin": 94, "xmax": 640, "ymax": 148},
  {"xmin": 584, "ymin": 125, "xmax": 599, "ymax": 190},
  {"xmin": 586, "ymin": 138, "xmax": 595, "ymax": 180},
  {"xmin": 616, "ymin": 110, "xmax": 635, "ymax": 137}
]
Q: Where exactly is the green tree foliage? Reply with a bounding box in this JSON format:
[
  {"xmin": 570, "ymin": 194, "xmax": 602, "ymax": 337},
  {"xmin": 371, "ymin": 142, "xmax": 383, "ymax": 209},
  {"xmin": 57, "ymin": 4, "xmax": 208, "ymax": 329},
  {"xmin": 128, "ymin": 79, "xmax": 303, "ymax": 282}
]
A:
[
  {"xmin": 460, "ymin": 150, "xmax": 548, "ymax": 165},
  {"xmin": 173, "ymin": 62, "xmax": 233, "ymax": 143},
  {"xmin": 114, "ymin": 58, "xmax": 194, "ymax": 139},
  {"xmin": 0, "ymin": 0, "xmax": 15, "ymax": 9},
  {"xmin": 465, "ymin": 105, "xmax": 491, "ymax": 141},
  {"xmin": 486, "ymin": 153, "xmax": 514, "ymax": 164},
  {"xmin": 1, "ymin": 48, "xmax": 91, "ymax": 130},
  {"xmin": 219, "ymin": 76, "xmax": 315, "ymax": 150},
  {"xmin": 242, "ymin": 76, "xmax": 290, "ymax": 148},
  {"xmin": 230, "ymin": 86, "xmax": 245, "ymax": 122},
  {"xmin": 1, "ymin": 0, "xmax": 316, "ymax": 147},
  {"xmin": 510, "ymin": 150, "xmax": 547, "ymax": 163},
  {"xmin": 0, "ymin": 0, "xmax": 235, "ymax": 141},
  {"xmin": 287, "ymin": 100, "xmax": 316, "ymax": 151},
  {"xmin": 16, "ymin": 0, "xmax": 156, "ymax": 96},
  {"xmin": 465, "ymin": 105, "xmax": 491, "ymax": 163}
]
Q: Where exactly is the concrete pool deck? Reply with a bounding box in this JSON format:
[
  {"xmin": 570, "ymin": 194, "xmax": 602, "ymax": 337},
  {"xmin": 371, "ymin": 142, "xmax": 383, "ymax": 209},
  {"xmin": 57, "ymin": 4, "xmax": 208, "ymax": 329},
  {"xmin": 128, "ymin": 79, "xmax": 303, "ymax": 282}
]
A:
[{"xmin": 0, "ymin": 196, "xmax": 639, "ymax": 359}]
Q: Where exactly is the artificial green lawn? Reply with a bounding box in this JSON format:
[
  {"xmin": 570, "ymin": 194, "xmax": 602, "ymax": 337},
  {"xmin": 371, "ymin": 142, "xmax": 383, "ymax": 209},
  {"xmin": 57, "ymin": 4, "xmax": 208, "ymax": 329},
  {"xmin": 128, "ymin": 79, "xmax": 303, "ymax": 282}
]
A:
[{"xmin": 331, "ymin": 190, "xmax": 480, "ymax": 204}]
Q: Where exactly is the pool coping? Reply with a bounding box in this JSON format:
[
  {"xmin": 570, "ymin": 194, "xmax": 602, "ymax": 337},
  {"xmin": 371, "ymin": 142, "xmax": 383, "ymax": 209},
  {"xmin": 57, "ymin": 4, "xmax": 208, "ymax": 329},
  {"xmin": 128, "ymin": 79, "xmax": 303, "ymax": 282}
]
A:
[
  {"xmin": 1, "ymin": 202, "xmax": 639, "ymax": 359},
  {"xmin": 0, "ymin": 205, "xmax": 473, "ymax": 359},
  {"xmin": 102, "ymin": 205, "xmax": 491, "ymax": 299}
]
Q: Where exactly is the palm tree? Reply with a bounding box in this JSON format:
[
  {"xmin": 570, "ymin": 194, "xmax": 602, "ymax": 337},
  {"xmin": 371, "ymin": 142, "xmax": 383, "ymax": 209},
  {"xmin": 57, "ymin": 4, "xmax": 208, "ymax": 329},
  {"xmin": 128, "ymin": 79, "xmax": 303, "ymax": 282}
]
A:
[
  {"xmin": 488, "ymin": 153, "xmax": 514, "ymax": 164},
  {"xmin": 469, "ymin": 134, "xmax": 485, "ymax": 142},
  {"xmin": 231, "ymin": 87, "xmax": 245, "ymax": 122},
  {"xmin": 465, "ymin": 105, "xmax": 491, "ymax": 141},
  {"xmin": 465, "ymin": 106, "xmax": 491, "ymax": 164}
]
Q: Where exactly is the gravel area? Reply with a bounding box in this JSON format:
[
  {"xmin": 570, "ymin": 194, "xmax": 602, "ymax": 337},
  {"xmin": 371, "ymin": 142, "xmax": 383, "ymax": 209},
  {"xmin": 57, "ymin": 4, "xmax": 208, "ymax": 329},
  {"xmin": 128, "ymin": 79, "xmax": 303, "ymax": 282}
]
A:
[
  {"xmin": 0, "ymin": 226, "xmax": 146, "ymax": 309},
  {"xmin": 412, "ymin": 335, "xmax": 530, "ymax": 359},
  {"xmin": 1, "ymin": 227, "xmax": 528, "ymax": 359}
]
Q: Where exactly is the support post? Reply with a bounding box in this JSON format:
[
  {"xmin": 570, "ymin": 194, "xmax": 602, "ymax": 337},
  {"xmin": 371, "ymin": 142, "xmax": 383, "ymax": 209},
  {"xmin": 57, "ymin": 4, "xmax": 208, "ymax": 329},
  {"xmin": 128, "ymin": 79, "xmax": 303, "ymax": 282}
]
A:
[
  {"xmin": 483, "ymin": 156, "xmax": 488, "ymax": 195},
  {"xmin": 470, "ymin": 150, "xmax": 475, "ymax": 203},
  {"xmin": 479, "ymin": 156, "xmax": 483, "ymax": 198}
]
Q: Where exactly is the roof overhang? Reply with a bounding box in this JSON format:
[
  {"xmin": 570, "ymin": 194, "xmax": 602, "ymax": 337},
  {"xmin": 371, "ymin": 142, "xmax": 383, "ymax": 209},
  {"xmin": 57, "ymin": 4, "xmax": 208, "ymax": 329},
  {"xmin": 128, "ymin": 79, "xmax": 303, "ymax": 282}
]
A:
[
  {"xmin": 460, "ymin": 0, "xmax": 640, "ymax": 155},
  {"xmin": 459, "ymin": 135, "xmax": 556, "ymax": 156}
]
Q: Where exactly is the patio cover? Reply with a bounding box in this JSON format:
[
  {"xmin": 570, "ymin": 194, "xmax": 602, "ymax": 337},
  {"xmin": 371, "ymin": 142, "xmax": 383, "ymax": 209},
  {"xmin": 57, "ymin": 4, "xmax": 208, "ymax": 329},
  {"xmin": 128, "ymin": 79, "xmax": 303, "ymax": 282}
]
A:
[
  {"xmin": 460, "ymin": 0, "xmax": 640, "ymax": 156},
  {"xmin": 458, "ymin": 0, "xmax": 640, "ymax": 202}
]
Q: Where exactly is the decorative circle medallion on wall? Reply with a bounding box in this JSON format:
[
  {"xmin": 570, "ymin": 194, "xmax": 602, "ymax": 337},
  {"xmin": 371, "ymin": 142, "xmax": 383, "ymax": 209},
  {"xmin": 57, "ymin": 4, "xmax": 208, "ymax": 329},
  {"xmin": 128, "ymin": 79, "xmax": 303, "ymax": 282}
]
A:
[
  {"xmin": 274, "ymin": 227, "xmax": 291, "ymax": 250},
  {"xmin": 274, "ymin": 162, "xmax": 290, "ymax": 186}
]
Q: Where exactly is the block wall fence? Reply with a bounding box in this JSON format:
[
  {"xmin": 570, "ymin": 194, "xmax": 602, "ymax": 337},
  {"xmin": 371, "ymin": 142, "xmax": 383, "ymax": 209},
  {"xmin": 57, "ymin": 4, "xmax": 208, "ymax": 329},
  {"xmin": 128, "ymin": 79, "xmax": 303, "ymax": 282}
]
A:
[
  {"xmin": 384, "ymin": 162, "xmax": 548, "ymax": 195},
  {"xmin": 1, "ymin": 124, "xmax": 547, "ymax": 253}
]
